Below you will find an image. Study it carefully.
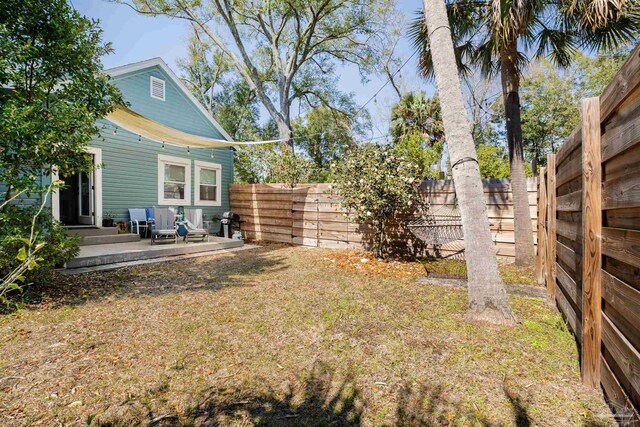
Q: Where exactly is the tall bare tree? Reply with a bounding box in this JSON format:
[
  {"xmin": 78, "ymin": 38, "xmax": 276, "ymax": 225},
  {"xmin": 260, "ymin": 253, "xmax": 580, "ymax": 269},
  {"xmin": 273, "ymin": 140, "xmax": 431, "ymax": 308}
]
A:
[
  {"xmin": 421, "ymin": 0, "xmax": 516, "ymax": 324},
  {"xmin": 118, "ymin": 0, "xmax": 398, "ymax": 146}
]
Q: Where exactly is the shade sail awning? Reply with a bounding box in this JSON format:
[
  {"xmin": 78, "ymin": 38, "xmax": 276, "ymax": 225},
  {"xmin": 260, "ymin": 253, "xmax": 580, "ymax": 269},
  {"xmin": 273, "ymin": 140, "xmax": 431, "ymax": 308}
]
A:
[{"xmin": 106, "ymin": 105, "xmax": 278, "ymax": 147}]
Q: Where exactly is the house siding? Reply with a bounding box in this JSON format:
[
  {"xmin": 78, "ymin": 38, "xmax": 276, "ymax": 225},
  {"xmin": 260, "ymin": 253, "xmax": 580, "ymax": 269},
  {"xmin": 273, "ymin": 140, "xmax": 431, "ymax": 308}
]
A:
[
  {"xmin": 110, "ymin": 66, "xmax": 226, "ymax": 139},
  {"xmin": 2, "ymin": 60, "xmax": 234, "ymax": 227},
  {"xmin": 92, "ymin": 63, "xmax": 233, "ymax": 225}
]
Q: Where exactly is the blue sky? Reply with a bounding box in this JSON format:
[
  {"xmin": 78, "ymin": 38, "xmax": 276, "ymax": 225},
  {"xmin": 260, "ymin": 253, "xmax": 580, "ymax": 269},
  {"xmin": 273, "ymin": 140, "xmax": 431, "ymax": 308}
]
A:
[{"xmin": 72, "ymin": 0, "xmax": 433, "ymax": 140}]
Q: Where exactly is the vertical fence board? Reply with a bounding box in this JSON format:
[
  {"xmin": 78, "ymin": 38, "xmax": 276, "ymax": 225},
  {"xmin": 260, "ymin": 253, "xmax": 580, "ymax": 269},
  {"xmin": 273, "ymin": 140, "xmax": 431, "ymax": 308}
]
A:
[
  {"xmin": 581, "ymin": 97, "xmax": 603, "ymax": 389},
  {"xmin": 537, "ymin": 168, "xmax": 547, "ymax": 287},
  {"xmin": 547, "ymin": 154, "xmax": 557, "ymax": 302}
]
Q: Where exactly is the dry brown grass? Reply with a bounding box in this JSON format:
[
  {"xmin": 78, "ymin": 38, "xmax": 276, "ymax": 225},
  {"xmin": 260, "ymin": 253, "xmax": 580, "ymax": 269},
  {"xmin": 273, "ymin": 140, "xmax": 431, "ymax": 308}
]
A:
[
  {"xmin": 0, "ymin": 244, "xmax": 613, "ymax": 426},
  {"xmin": 322, "ymin": 250, "xmax": 537, "ymax": 286}
]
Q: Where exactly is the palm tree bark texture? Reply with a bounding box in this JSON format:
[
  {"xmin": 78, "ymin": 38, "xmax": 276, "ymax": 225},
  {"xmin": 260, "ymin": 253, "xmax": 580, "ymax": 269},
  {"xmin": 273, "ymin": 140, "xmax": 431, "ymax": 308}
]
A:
[
  {"xmin": 421, "ymin": 0, "xmax": 516, "ymax": 324},
  {"xmin": 500, "ymin": 39, "xmax": 535, "ymax": 266}
]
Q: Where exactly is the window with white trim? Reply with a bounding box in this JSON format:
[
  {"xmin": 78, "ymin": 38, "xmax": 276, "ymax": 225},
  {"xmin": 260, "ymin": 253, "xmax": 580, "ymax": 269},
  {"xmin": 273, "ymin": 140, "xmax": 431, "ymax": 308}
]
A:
[
  {"xmin": 150, "ymin": 76, "xmax": 165, "ymax": 101},
  {"xmin": 194, "ymin": 160, "xmax": 222, "ymax": 206},
  {"xmin": 158, "ymin": 154, "xmax": 191, "ymax": 205}
]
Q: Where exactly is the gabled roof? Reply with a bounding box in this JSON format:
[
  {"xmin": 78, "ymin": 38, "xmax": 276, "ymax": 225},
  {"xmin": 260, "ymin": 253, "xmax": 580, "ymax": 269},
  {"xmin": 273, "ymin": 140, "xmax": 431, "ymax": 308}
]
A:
[{"xmin": 105, "ymin": 57, "xmax": 233, "ymax": 142}]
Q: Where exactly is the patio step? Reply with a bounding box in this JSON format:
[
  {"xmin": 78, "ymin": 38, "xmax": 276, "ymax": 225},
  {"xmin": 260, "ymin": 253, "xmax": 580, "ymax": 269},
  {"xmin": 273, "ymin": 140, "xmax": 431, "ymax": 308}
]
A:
[
  {"xmin": 65, "ymin": 238, "xmax": 244, "ymax": 269},
  {"xmin": 78, "ymin": 234, "xmax": 141, "ymax": 246},
  {"xmin": 65, "ymin": 227, "xmax": 119, "ymax": 237}
]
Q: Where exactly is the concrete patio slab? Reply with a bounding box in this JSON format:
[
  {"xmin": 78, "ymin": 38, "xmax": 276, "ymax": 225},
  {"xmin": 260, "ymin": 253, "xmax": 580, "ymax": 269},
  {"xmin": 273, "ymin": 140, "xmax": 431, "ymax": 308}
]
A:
[
  {"xmin": 61, "ymin": 243, "xmax": 259, "ymax": 274},
  {"xmin": 65, "ymin": 237, "xmax": 245, "ymax": 269}
]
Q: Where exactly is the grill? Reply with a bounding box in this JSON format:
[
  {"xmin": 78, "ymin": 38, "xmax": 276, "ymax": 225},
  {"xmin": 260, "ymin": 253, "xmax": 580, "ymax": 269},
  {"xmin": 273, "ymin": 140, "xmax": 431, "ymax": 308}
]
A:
[{"xmin": 218, "ymin": 211, "xmax": 242, "ymax": 239}]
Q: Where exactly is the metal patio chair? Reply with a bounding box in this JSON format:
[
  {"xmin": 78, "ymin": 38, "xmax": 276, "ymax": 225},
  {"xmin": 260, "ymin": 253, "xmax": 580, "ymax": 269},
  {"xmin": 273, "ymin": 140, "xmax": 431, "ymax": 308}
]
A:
[{"xmin": 128, "ymin": 208, "xmax": 149, "ymax": 237}]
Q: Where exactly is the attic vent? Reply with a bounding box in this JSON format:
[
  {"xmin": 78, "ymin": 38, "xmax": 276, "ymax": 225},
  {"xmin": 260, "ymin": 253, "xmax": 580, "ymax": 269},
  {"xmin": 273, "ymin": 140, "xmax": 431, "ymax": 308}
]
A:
[{"xmin": 150, "ymin": 76, "xmax": 165, "ymax": 101}]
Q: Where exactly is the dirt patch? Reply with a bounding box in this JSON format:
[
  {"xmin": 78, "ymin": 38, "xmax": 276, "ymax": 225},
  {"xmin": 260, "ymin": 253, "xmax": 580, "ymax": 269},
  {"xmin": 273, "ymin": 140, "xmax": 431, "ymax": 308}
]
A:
[{"xmin": 0, "ymin": 245, "xmax": 612, "ymax": 426}]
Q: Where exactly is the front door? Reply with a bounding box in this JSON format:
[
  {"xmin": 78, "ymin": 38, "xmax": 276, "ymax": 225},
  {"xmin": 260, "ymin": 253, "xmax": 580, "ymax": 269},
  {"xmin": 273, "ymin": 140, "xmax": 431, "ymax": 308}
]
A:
[
  {"xmin": 59, "ymin": 155, "xmax": 96, "ymax": 226},
  {"xmin": 78, "ymin": 169, "xmax": 94, "ymax": 225}
]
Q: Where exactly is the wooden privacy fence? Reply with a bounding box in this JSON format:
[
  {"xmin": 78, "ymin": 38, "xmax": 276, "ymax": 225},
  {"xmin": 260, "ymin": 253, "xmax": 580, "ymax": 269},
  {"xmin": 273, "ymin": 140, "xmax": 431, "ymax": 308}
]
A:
[
  {"xmin": 230, "ymin": 178, "xmax": 537, "ymax": 259},
  {"xmin": 537, "ymin": 44, "xmax": 640, "ymax": 423}
]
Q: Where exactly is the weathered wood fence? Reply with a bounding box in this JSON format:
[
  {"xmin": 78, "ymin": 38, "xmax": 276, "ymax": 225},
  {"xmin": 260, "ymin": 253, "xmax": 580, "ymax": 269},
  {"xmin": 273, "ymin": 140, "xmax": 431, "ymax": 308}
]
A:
[
  {"xmin": 231, "ymin": 178, "xmax": 537, "ymax": 259},
  {"xmin": 537, "ymin": 44, "xmax": 640, "ymax": 422}
]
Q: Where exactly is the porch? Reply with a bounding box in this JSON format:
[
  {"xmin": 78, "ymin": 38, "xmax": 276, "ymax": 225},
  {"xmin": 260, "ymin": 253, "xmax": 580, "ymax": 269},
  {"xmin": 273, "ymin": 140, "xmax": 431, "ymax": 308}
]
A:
[{"xmin": 65, "ymin": 236, "xmax": 244, "ymax": 270}]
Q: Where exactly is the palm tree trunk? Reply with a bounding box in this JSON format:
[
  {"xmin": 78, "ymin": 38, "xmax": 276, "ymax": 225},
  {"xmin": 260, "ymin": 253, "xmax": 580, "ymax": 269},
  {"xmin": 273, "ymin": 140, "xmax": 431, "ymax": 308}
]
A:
[
  {"xmin": 500, "ymin": 42, "xmax": 535, "ymax": 266},
  {"xmin": 422, "ymin": 0, "xmax": 516, "ymax": 324}
]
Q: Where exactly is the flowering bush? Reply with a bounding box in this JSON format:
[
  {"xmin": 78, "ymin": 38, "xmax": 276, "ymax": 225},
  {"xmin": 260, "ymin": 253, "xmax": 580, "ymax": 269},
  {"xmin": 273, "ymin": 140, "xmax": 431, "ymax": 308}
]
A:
[{"xmin": 330, "ymin": 144, "xmax": 421, "ymax": 257}]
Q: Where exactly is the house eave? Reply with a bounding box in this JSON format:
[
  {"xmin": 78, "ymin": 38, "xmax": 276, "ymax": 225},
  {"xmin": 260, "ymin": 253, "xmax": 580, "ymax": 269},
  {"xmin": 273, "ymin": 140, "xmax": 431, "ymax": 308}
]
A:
[{"xmin": 105, "ymin": 58, "xmax": 235, "ymax": 143}]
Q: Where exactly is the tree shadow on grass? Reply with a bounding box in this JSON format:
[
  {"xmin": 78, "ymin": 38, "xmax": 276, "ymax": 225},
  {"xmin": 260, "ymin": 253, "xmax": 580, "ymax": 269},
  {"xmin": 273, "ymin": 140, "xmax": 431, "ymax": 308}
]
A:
[
  {"xmin": 395, "ymin": 383, "xmax": 532, "ymax": 427},
  {"xmin": 94, "ymin": 363, "xmax": 539, "ymax": 427},
  {"xmin": 16, "ymin": 244, "xmax": 290, "ymax": 311}
]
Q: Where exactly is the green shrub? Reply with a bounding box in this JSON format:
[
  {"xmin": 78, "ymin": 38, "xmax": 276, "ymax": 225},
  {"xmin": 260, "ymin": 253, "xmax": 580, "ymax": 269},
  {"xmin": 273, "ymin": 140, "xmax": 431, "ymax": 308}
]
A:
[
  {"xmin": 330, "ymin": 144, "xmax": 421, "ymax": 257},
  {"xmin": 0, "ymin": 204, "xmax": 80, "ymax": 299}
]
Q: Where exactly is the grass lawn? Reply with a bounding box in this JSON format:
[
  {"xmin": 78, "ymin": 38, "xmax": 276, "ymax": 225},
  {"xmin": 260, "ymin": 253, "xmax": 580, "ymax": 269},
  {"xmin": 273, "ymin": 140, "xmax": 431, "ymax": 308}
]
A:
[{"xmin": 0, "ymin": 245, "xmax": 612, "ymax": 426}]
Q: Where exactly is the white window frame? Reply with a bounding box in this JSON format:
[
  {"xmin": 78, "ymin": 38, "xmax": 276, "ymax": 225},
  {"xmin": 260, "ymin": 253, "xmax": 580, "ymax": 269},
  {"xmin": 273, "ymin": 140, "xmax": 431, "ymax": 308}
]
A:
[
  {"xmin": 194, "ymin": 160, "xmax": 222, "ymax": 206},
  {"xmin": 150, "ymin": 76, "xmax": 165, "ymax": 101},
  {"xmin": 158, "ymin": 154, "xmax": 191, "ymax": 205}
]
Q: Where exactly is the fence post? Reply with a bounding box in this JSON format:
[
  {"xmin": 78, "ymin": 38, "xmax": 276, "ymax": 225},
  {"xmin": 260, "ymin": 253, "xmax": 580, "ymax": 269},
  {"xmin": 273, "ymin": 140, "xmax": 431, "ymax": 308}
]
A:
[
  {"xmin": 581, "ymin": 97, "xmax": 602, "ymax": 389},
  {"xmin": 546, "ymin": 154, "xmax": 557, "ymax": 302},
  {"xmin": 536, "ymin": 168, "xmax": 547, "ymax": 287}
]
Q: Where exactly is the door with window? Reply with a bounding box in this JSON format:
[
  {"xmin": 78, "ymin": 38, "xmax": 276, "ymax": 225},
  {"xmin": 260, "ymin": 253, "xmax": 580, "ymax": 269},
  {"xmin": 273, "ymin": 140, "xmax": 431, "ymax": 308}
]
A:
[{"xmin": 78, "ymin": 169, "xmax": 94, "ymax": 225}]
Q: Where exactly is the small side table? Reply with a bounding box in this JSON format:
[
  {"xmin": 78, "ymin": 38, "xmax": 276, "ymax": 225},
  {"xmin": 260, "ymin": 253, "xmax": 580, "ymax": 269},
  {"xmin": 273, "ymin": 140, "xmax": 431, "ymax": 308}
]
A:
[{"xmin": 203, "ymin": 220, "xmax": 213, "ymax": 235}]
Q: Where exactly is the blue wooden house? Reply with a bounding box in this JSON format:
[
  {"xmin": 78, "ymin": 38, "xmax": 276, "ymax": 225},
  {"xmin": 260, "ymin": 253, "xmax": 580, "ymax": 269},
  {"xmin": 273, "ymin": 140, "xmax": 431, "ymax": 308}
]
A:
[{"xmin": 51, "ymin": 58, "xmax": 235, "ymax": 230}]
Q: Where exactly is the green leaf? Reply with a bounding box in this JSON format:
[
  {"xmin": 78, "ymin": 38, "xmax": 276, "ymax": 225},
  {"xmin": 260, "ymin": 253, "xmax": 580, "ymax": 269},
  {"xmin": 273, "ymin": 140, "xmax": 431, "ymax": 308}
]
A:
[{"xmin": 16, "ymin": 246, "xmax": 27, "ymax": 262}]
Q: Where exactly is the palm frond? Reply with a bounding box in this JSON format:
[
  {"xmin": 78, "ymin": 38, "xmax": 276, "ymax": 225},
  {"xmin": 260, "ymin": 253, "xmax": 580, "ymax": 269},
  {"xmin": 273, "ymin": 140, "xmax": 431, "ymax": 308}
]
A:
[
  {"xmin": 409, "ymin": 1, "xmax": 489, "ymax": 80},
  {"xmin": 475, "ymin": 37, "xmax": 501, "ymax": 78},
  {"xmin": 534, "ymin": 27, "xmax": 577, "ymax": 67},
  {"xmin": 563, "ymin": 0, "xmax": 640, "ymax": 51},
  {"xmin": 563, "ymin": 0, "xmax": 639, "ymax": 31}
]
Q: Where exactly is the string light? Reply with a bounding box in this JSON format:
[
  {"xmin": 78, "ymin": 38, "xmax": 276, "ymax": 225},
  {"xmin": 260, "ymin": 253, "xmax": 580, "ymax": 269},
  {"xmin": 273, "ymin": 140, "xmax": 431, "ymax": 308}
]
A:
[
  {"xmin": 210, "ymin": 149, "xmax": 214, "ymax": 159},
  {"xmin": 187, "ymin": 146, "xmax": 190, "ymax": 153},
  {"xmin": 138, "ymin": 135, "xmax": 141, "ymax": 143},
  {"xmin": 161, "ymin": 141, "xmax": 165, "ymax": 150},
  {"xmin": 113, "ymin": 126, "xmax": 117, "ymax": 135}
]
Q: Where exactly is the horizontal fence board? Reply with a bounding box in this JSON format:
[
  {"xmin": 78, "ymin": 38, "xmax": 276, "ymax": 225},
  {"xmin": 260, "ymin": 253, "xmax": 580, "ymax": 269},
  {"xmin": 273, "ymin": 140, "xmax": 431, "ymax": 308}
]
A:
[
  {"xmin": 419, "ymin": 178, "xmax": 537, "ymax": 193},
  {"xmin": 556, "ymin": 281, "xmax": 583, "ymax": 345},
  {"xmin": 603, "ymin": 143, "xmax": 640, "ymax": 183},
  {"xmin": 556, "ymin": 127, "xmax": 582, "ymax": 166},
  {"xmin": 602, "ymin": 269, "xmax": 640, "ymax": 333},
  {"xmin": 556, "ymin": 262, "xmax": 582, "ymax": 309},
  {"xmin": 557, "ymin": 241, "xmax": 581, "ymax": 275},
  {"xmin": 602, "ymin": 107, "xmax": 640, "ymax": 163},
  {"xmin": 230, "ymin": 193, "xmax": 293, "ymax": 202},
  {"xmin": 602, "ymin": 172, "xmax": 640, "ymax": 210},
  {"xmin": 604, "ymin": 207, "xmax": 640, "ymax": 230},
  {"xmin": 243, "ymin": 231, "xmax": 292, "ymax": 244},
  {"xmin": 556, "ymin": 148, "xmax": 583, "ymax": 188},
  {"xmin": 556, "ymin": 219, "xmax": 582, "ymax": 242},
  {"xmin": 244, "ymin": 216, "xmax": 294, "ymax": 227},
  {"xmin": 602, "ymin": 313, "xmax": 640, "ymax": 402},
  {"xmin": 233, "ymin": 201, "xmax": 293, "ymax": 210},
  {"xmin": 600, "ymin": 355, "xmax": 640, "ymax": 423},
  {"xmin": 556, "ymin": 189, "xmax": 582, "ymax": 212},
  {"xmin": 602, "ymin": 227, "xmax": 640, "ymax": 267}
]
